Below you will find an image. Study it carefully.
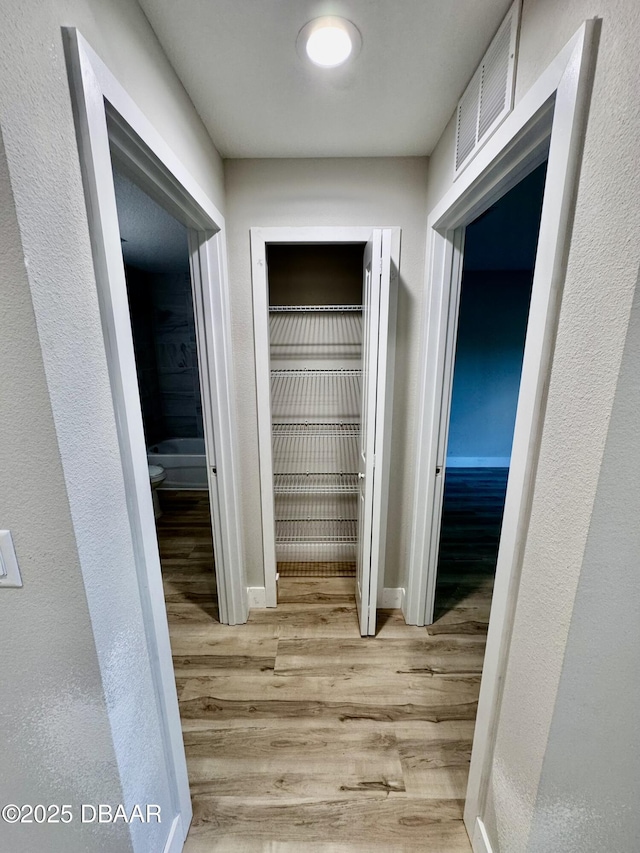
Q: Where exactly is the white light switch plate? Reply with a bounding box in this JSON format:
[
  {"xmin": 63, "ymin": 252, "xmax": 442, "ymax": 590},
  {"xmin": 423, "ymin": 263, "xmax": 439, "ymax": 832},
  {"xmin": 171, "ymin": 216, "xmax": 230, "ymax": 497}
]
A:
[{"xmin": 0, "ymin": 530, "xmax": 23, "ymax": 587}]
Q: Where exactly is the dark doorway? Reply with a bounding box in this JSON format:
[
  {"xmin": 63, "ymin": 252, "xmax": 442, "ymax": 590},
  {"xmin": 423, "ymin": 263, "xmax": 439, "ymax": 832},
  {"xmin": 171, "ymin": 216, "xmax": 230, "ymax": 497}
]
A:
[
  {"xmin": 434, "ymin": 162, "xmax": 548, "ymax": 620},
  {"xmin": 113, "ymin": 168, "xmax": 218, "ymax": 624}
]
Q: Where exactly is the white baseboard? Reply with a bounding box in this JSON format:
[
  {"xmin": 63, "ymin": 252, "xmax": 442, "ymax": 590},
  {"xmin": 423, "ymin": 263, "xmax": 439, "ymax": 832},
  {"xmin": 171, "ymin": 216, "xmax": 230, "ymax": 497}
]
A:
[
  {"xmin": 163, "ymin": 814, "xmax": 185, "ymax": 853},
  {"xmin": 381, "ymin": 587, "xmax": 405, "ymax": 608},
  {"xmin": 471, "ymin": 818, "xmax": 494, "ymax": 853},
  {"xmin": 248, "ymin": 586, "xmax": 267, "ymax": 607},
  {"xmin": 446, "ymin": 456, "xmax": 510, "ymax": 468}
]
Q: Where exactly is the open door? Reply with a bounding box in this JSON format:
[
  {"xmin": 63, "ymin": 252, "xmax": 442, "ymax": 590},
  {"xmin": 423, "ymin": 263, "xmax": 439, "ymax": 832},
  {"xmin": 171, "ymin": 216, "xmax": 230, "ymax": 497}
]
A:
[{"xmin": 356, "ymin": 228, "xmax": 396, "ymax": 635}]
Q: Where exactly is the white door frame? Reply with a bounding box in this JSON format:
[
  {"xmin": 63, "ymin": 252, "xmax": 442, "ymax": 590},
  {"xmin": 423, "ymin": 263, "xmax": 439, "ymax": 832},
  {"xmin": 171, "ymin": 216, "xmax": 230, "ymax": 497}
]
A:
[
  {"xmin": 64, "ymin": 28, "xmax": 248, "ymax": 851},
  {"xmin": 403, "ymin": 21, "xmax": 598, "ymax": 846},
  {"xmin": 250, "ymin": 226, "xmax": 400, "ymax": 608}
]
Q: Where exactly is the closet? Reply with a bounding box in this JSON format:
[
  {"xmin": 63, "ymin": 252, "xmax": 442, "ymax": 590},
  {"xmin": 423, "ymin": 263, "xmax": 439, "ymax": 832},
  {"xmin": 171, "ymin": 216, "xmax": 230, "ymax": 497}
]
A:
[
  {"xmin": 268, "ymin": 244, "xmax": 363, "ymax": 575},
  {"xmin": 254, "ymin": 228, "xmax": 396, "ymax": 635}
]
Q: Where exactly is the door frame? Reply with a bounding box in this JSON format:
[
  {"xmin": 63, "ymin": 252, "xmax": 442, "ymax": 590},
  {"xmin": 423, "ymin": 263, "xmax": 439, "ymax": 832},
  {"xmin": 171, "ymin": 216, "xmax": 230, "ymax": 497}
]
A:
[
  {"xmin": 64, "ymin": 27, "xmax": 248, "ymax": 851},
  {"xmin": 250, "ymin": 226, "xmax": 400, "ymax": 608},
  {"xmin": 403, "ymin": 20, "xmax": 598, "ymax": 845}
]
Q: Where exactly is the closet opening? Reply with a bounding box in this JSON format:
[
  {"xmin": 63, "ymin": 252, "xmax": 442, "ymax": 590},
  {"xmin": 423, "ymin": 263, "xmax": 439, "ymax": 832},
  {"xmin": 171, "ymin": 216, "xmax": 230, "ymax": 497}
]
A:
[
  {"xmin": 432, "ymin": 162, "xmax": 548, "ymax": 624},
  {"xmin": 113, "ymin": 169, "xmax": 219, "ymax": 622},
  {"xmin": 267, "ymin": 244, "xmax": 365, "ymax": 583},
  {"xmin": 252, "ymin": 226, "xmax": 398, "ymax": 635}
]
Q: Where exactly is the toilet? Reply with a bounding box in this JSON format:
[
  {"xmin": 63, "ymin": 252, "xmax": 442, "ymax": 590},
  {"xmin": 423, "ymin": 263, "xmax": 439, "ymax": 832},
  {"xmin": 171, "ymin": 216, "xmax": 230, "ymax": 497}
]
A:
[{"xmin": 149, "ymin": 464, "xmax": 166, "ymax": 519}]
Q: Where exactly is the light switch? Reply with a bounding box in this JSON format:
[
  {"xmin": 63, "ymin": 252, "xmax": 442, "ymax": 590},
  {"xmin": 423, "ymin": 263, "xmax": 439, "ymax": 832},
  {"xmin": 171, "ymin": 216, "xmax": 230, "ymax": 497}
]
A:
[{"xmin": 0, "ymin": 531, "xmax": 23, "ymax": 588}]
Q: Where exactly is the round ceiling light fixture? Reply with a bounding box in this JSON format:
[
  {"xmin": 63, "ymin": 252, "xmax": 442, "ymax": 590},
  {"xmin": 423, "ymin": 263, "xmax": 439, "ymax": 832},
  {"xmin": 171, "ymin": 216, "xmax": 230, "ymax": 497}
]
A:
[{"xmin": 297, "ymin": 17, "xmax": 362, "ymax": 68}]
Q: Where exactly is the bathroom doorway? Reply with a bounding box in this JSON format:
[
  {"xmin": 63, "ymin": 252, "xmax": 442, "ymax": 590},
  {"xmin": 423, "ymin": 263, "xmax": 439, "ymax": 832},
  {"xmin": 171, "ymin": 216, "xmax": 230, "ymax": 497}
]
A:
[
  {"xmin": 112, "ymin": 169, "xmax": 219, "ymax": 620},
  {"xmin": 66, "ymin": 30, "xmax": 248, "ymax": 842}
]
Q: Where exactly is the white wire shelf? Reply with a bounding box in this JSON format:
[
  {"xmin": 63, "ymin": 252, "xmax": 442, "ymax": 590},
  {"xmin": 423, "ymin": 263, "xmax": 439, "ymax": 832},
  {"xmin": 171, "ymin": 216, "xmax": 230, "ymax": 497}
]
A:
[
  {"xmin": 272, "ymin": 422, "xmax": 359, "ymax": 475},
  {"xmin": 275, "ymin": 492, "xmax": 357, "ymax": 521},
  {"xmin": 272, "ymin": 422, "xmax": 360, "ymax": 436},
  {"xmin": 276, "ymin": 518, "xmax": 358, "ymax": 543},
  {"xmin": 269, "ymin": 305, "xmax": 362, "ymax": 312},
  {"xmin": 268, "ymin": 305, "xmax": 363, "ymax": 559},
  {"xmin": 273, "ymin": 473, "xmax": 359, "ymax": 494},
  {"xmin": 269, "ymin": 312, "xmax": 362, "ymax": 358},
  {"xmin": 271, "ymin": 370, "xmax": 361, "ymax": 421},
  {"xmin": 271, "ymin": 369, "xmax": 362, "ymax": 376}
]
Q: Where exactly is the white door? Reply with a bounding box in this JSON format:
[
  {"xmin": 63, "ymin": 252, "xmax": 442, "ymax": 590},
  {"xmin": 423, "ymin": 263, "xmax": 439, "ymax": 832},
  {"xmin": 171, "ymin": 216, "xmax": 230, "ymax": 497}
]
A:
[{"xmin": 356, "ymin": 229, "xmax": 396, "ymax": 636}]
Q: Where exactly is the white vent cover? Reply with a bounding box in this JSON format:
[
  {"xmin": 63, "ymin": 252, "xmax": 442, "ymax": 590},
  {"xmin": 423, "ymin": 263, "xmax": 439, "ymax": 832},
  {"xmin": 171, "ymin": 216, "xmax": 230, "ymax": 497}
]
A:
[{"xmin": 454, "ymin": 0, "xmax": 520, "ymax": 177}]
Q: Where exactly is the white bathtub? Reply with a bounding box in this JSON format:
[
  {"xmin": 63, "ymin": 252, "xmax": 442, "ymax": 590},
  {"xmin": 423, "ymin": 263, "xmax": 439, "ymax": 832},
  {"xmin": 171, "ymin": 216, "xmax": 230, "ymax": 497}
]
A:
[{"xmin": 147, "ymin": 438, "xmax": 208, "ymax": 489}]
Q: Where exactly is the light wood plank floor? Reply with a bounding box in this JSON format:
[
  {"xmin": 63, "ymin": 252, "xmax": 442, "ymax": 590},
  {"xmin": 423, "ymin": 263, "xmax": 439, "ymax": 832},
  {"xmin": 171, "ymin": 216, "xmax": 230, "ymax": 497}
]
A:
[{"xmin": 158, "ymin": 478, "xmax": 503, "ymax": 852}]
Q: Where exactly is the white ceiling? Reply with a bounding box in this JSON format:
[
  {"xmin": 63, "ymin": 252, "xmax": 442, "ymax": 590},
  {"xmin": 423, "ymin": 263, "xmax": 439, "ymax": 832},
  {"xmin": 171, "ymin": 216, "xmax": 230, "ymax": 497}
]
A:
[{"xmin": 138, "ymin": 0, "xmax": 514, "ymax": 159}]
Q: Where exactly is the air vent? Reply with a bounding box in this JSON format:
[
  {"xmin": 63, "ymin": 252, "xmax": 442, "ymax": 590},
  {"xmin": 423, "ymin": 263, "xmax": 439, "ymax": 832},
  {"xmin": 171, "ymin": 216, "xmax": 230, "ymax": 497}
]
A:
[
  {"xmin": 456, "ymin": 67, "xmax": 482, "ymax": 168},
  {"xmin": 454, "ymin": 0, "xmax": 520, "ymax": 177}
]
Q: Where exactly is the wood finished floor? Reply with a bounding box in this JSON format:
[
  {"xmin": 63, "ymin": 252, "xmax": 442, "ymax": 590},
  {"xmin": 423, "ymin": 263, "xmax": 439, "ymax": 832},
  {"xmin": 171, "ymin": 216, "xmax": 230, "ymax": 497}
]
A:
[{"xmin": 158, "ymin": 474, "xmax": 505, "ymax": 852}]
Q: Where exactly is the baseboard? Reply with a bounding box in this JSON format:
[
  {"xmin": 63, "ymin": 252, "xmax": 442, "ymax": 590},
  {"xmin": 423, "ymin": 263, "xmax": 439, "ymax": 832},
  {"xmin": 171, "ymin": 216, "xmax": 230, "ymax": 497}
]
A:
[
  {"xmin": 248, "ymin": 586, "xmax": 267, "ymax": 607},
  {"xmin": 446, "ymin": 456, "xmax": 510, "ymax": 468},
  {"xmin": 471, "ymin": 818, "xmax": 494, "ymax": 853},
  {"xmin": 163, "ymin": 814, "xmax": 185, "ymax": 853},
  {"xmin": 381, "ymin": 587, "xmax": 405, "ymax": 608}
]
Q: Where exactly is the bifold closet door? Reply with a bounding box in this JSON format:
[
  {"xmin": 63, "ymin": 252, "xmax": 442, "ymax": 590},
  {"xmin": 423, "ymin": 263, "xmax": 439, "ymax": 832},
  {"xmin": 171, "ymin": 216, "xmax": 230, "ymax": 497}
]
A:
[{"xmin": 356, "ymin": 228, "xmax": 395, "ymax": 636}]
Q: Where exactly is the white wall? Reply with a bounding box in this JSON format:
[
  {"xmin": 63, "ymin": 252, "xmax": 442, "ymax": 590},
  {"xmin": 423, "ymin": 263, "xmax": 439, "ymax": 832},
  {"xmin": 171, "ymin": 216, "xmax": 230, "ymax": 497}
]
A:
[
  {"xmin": 525, "ymin": 269, "xmax": 640, "ymax": 852},
  {"xmin": 224, "ymin": 157, "xmax": 429, "ymax": 590},
  {"xmin": 0, "ymin": 1, "xmax": 225, "ymax": 850},
  {"xmin": 423, "ymin": 1, "xmax": 640, "ymax": 850},
  {"xmin": 0, "ymin": 127, "xmax": 134, "ymax": 853}
]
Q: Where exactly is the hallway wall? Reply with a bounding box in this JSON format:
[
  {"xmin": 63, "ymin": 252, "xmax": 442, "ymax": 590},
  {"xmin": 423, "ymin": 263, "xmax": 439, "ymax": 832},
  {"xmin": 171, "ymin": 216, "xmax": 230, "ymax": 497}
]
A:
[
  {"xmin": 0, "ymin": 1, "xmax": 226, "ymax": 851},
  {"xmin": 0, "ymin": 128, "xmax": 134, "ymax": 853},
  {"xmin": 224, "ymin": 157, "xmax": 429, "ymax": 590},
  {"xmin": 425, "ymin": 1, "xmax": 640, "ymax": 850},
  {"xmin": 525, "ymin": 268, "xmax": 640, "ymax": 853}
]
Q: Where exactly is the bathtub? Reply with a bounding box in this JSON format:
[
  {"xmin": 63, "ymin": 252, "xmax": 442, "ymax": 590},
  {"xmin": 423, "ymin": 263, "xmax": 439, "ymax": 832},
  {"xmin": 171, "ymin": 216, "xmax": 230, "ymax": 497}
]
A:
[{"xmin": 147, "ymin": 438, "xmax": 208, "ymax": 489}]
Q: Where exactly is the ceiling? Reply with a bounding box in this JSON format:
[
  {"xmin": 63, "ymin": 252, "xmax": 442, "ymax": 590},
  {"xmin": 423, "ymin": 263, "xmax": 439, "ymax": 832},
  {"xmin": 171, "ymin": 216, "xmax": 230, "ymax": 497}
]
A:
[{"xmin": 137, "ymin": 0, "xmax": 514, "ymax": 159}]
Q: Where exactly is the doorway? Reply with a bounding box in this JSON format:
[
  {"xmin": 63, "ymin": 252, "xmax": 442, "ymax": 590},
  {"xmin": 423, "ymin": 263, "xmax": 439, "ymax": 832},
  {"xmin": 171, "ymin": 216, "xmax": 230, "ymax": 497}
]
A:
[
  {"xmin": 65, "ymin": 28, "xmax": 250, "ymax": 845},
  {"xmin": 267, "ymin": 243, "xmax": 364, "ymax": 583},
  {"xmin": 433, "ymin": 163, "xmax": 547, "ymax": 622},
  {"xmin": 251, "ymin": 227, "xmax": 399, "ymax": 635},
  {"xmin": 113, "ymin": 168, "xmax": 220, "ymax": 624},
  {"xmin": 403, "ymin": 22, "xmax": 597, "ymax": 842}
]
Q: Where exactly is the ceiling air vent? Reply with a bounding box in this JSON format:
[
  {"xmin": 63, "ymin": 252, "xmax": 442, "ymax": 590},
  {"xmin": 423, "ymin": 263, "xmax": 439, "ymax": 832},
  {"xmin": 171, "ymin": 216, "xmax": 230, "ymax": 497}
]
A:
[{"xmin": 454, "ymin": 0, "xmax": 520, "ymax": 178}]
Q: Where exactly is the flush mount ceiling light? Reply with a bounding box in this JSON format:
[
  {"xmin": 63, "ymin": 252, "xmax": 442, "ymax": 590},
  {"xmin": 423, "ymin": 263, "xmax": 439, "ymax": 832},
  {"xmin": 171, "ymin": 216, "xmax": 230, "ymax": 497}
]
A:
[{"xmin": 297, "ymin": 17, "xmax": 362, "ymax": 68}]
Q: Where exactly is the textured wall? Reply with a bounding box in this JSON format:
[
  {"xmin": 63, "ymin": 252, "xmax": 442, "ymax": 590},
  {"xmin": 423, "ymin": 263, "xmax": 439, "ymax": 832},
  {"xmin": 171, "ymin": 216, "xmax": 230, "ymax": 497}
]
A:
[
  {"xmin": 526, "ymin": 269, "xmax": 640, "ymax": 852},
  {"xmin": 0, "ymin": 127, "xmax": 133, "ymax": 853},
  {"xmin": 224, "ymin": 157, "xmax": 429, "ymax": 589},
  {"xmin": 423, "ymin": 1, "xmax": 640, "ymax": 850},
  {"xmin": 0, "ymin": 1, "xmax": 225, "ymax": 850}
]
